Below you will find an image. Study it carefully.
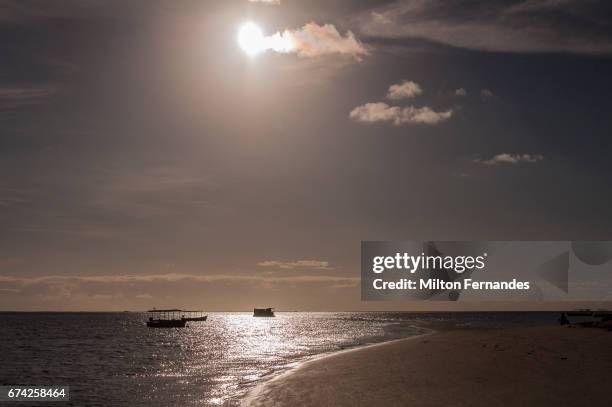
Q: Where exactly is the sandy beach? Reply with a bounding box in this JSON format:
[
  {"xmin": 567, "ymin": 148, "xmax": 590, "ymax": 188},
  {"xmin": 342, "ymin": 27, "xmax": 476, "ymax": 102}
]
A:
[{"xmin": 245, "ymin": 326, "xmax": 612, "ymax": 407}]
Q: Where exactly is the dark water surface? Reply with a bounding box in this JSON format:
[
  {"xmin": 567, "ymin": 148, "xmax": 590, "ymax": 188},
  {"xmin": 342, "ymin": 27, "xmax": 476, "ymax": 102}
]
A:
[{"xmin": 0, "ymin": 312, "xmax": 558, "ymax": 406}]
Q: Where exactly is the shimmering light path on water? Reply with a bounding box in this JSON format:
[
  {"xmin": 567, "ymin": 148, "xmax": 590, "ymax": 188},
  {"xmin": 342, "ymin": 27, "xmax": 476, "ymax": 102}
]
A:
[{"xmin": 0, "ymin": 312, "xmax": 556, "ymax": 406}]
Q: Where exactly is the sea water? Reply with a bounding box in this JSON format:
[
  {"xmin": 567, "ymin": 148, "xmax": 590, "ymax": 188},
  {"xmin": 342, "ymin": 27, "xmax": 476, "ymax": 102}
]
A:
[{"xmin": 0, "ymin": 312, "xmax": 557, "ymax": 406}]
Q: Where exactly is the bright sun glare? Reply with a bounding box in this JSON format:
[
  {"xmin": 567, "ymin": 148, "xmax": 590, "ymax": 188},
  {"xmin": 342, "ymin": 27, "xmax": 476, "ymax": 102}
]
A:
[{"xmin": 238, "ymin": 22, "xmax": 265, "ymax": 56}]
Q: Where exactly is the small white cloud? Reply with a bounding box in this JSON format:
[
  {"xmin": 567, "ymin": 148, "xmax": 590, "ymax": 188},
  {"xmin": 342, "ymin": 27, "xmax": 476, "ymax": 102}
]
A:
[
  {"xmin": 250, "ymin": 23, "xmax": 368, "ymax": 59},
  {"xmin": 349, "ymin": 102, "xmax": 452, "ymax": 125},
  {"xmin": 284, "ymin": 23, "xmax": 368, "ymax": 59},
  {"xmin": 481, "ymin": 88, "xmax": 494, "ymax": 98},
  {"xmin": 386, "ymin": 80, "xmax": 422, "ymax": 100},
  {"xmin": 475, "ymin": 153, "xmax": 544, "ymax": 165},
  {"xmin": 349, "ymin": 102, "xmax": 400, "ymax": 124},
  {"xmin": 0, "ymin": 273, "xmax": 354, "ymax": 285},
  {"xmin": 455, "ymin": 88, "xmax": 467, "ymax": 97},
  {"xmin": 257, "ymin": 260, "xmax": 333, "ymax": 270}
]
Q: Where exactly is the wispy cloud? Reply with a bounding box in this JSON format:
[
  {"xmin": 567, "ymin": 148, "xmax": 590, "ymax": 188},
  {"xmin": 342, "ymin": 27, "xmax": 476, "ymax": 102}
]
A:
[
  {"xmin": 0, "ymin": 273, "xmax": 361, "ymax": 309},
  {"xmin": 0, "ymin": 85, "xmax": 57, "ymax": 110},
  {"xmin": 455, "ymin": 88, "xmax": 467, "ymax": 97},
  {"xmin": 0, "ymin": 288, "xmax": 21, "ymax": 293},
  {"xmin": 349, "ymin": 102, "xmax": 452, "ymax": 125},
  {"xmin": 257, "ymin": 260, "xmax": 332, "ymax": 270},
  {"xmin": 0, "ymin": 273, "xmax": 359, "ymax": 304},
  {"xmin": 357, "ymin": 0, "xmax": 612, "ymax": 54},
  {"xmin": 0, "ymin": 273, "xmax": 356, "ymax": 285},
  {"xmin": 3, "ymin": 162, "xmax": 218, "ymax": 243},
  {"xmin": 248, "ymin": 0, "xmax": 280, "ymax": 4},
  {"xmin": 474, "ymin": 153, "xmax": 544, "ymax": 165},
  {"xmin": 386, "ymin": 80, "xmax": 422, "ymax": 100},
  {"xmin": 481, "ymin": 89, "xmax": 494, "ymax": 99}
]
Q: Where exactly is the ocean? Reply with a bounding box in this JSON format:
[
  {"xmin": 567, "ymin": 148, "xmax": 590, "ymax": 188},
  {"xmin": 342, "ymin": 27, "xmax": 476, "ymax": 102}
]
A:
[{"xmin": 0, "ymin": 312, "xmax": 558, "ymax": 406}]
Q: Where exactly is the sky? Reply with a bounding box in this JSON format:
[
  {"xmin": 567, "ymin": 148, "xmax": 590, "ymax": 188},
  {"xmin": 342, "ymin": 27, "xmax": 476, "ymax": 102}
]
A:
[{"xmin": 1, "ymin": 0, "xmax": 611, "ymax": 311}]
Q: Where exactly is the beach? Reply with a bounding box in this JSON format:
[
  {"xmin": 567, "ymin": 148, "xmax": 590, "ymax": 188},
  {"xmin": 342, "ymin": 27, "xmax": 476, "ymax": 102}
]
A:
[{"xmin": 245, "ymin": 326, "xmax": 612, "ymax": 407}]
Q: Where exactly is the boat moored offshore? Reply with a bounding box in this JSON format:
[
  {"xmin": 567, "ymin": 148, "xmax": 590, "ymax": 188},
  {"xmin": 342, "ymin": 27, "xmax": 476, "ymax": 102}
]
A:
[
  {"xmin": 146, "ymin": 309, "xmax": 208, "ymax": 328},
  {"xmin": 253, "ymin": 307, "xmax": 275, "ymax": 317}
]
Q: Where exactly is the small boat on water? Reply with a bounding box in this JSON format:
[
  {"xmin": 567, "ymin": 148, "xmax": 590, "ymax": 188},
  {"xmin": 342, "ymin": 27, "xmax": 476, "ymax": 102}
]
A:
[
  {"xmin": 565, "ymin": 309, "xmax": 595, "ymax": 317},
  {"xmin": 146, "ymin": 309, "xmax": 208, "ymax": 328},
  {"xmin": 183, "ymin": 315, "xmax": 208, "ymax": 322},
  {"xmin": 253, "ymin": 307, "xmax": 275, "ymax": 317},
  {"xmin": 559, "ymin": 309, "xmax": 612, "ymax": 328}
]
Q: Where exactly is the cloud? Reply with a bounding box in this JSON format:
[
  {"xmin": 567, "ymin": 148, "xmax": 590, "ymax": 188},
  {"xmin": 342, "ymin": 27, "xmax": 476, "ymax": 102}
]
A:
[
  {"xmin": 349, "ymin": 102, "xmax": 452, "ymax": 125},
  {"xmin": 475, "ymin": 153, "xmax": 544, "ymax": 165},
  {"xmin": 0, "ymin": 273, "xmax": 356, "ymax": 285},
  {"xmin": 0, "ymin": 273, "xmax": 361, "ymax": 310},
  {"xmin": 0, "ymin": 288, "xmax": 21, "ymax": 293},
  {"xmin": 258, "ymin": 260, "xmax": 332, "ymax": 270},
  {"xmin": 288, "ymin": 23, "xmax": 368, "ymax": 58},
  {"xmin": 0, "ymin": 85, "xmax": 57, "ymax": 110},
  {"xmin": 386, "ymin": 80, "xmax": 422, "ymax": 100},
  {"xmin": 0, "ymin": 86, "xmax": 56, "ymax": 99},
  {"xmin": 481, "ymin": 89, "xmax": 494, "ymax": 98},
  {"xmin": 455, "ymin": 88, "xmax": 467, "ymax": 97},
  {"xmin": 356, "ymin": 0, "xmax": 612, "ymax": 54},
  {"xmin": 350, "ymin": 80, "xmax": 453, "ymax": 126},
  {"xmin": 256, "ymin": 23, "xmax": 369, "ymax": 59},
  {"xmin": 248, "ymin": 0, "xmax": 280, "ymax": 4},
  {"xmin": 0, "ymin": 273, "xmax": 358, "ymax": 304}
]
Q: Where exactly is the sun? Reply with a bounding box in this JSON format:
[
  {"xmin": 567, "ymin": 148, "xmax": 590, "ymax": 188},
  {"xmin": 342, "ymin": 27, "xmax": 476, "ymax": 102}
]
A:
[{"xmin": 238, "ymin": 22, "xmax": 266, "ymax": 56}]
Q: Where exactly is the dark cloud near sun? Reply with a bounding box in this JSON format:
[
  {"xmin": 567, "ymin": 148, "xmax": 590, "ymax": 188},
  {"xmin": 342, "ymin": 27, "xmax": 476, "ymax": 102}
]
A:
[{"xmin": 355, "ymin": 0, "xmax": 612, "ymax": 54}]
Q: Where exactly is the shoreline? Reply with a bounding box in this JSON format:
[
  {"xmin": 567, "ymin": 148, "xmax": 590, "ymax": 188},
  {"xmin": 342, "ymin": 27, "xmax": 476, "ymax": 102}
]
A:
[
  {"xmin": 240, "ymin": 328, "xmax": 436, "ymax": 406},
  {"xmin": 243, "ymin": 325, "xmax": 612, "ymax": 407}
]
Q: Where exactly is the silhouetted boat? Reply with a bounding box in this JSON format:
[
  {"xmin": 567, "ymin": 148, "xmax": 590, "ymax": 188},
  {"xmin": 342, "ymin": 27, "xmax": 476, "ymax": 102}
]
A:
[
  {"xmin": 147, "ymin": 318, "xmax": 186, "ymax": 328},
  {"xmin": 146, "ymin": 309, "xmax": 207, "ymax": 328},
  {"xmin": 253, "ymin": 307, "xmax": 275, "ymax": 317},
  {"xmin": 183, "ymin": 315, "xmax": 208, "ymax": 322},
  {"xmin": 559, "ymin": 309, "xmax": 612, "ymax": 327},
  {"xmin": 566, "ymin": 309, "xmax": 595, "ymax": 317}
]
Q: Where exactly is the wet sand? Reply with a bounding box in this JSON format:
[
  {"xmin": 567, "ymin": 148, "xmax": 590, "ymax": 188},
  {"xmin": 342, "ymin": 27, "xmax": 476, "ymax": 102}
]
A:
[{"xmin": 244, "ymin": 326, "xmax": 612, "ymax": 407}]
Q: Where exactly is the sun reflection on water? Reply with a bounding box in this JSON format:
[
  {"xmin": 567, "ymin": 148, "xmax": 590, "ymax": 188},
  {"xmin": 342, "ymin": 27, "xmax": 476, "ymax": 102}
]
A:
[
  {"xmin": 0, "ymin": 311, "xmax": 425, "ymax": 406},
  {"xmin": 2, "ymin": 312, "xmax": 557, "ymax": 406}
]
